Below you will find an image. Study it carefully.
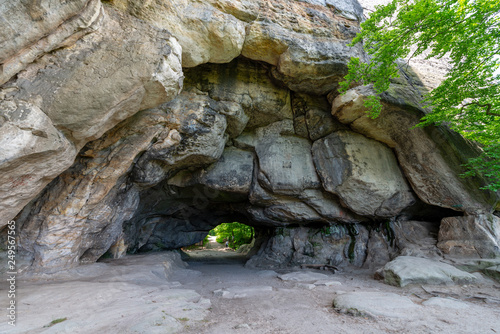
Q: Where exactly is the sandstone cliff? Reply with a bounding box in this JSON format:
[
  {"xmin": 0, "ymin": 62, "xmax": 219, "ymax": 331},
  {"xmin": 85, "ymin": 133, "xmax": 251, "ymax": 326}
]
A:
[{"xmin": 0, "ymin": 0, "xmax": 499, "ymax": 273}]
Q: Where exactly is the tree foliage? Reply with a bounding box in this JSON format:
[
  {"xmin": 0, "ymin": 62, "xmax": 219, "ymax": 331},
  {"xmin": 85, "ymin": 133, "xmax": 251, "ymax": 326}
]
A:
[
  {"xmin": 340, "ymin": 0, "xmax": 500, "ymax": 191},
  {"xmin": 212, "ymin": 222, "xmax": 254, "ymax": 249}
]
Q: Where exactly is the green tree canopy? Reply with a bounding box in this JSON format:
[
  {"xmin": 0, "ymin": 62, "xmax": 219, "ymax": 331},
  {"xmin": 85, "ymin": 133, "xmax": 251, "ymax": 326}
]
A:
[
  {"xmin": 340, "ymin": 0, "xmax": 500, "ymax": 191},
  {"xmin": 212, "ymin": 222, "xmax": 254, "ymax": 249}
]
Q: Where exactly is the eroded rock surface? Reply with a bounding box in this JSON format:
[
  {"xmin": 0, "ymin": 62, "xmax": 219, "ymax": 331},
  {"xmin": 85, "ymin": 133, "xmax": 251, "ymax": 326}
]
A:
[
  {"xmin": 380, "ymin": 256, "xmax": 477, "ymax": 287},
  {"xmin": 1, "ymin": 6, "xmax": 183, "ymax": 225},
  {"xmin": 17, "ymin": 110, "xmax": 177, "ymax": 272},
  {"xmin": 333, "ymin": 291, "xmax": 420, "ymax": 318},
  {"xmin": 2, "ymin": 0, "xmax": 498, "ymax": 274},
  {"xmin": 437, "ymin": 214, "xmax": 500, "ymax": 258},
  {"xmin": 0, "ymin": 0, "xmax": 103, "ymax": 85},
  {"xmin": 331, "ymin": 86, "xmax": 497, "ymax": 214},
  {"xmin": 313, "ymin": 130, "xmax": 416, "ymax": 217},
  {"xmin": 111, "ymin": 0, "xmax": 365, "ymax": 94}
]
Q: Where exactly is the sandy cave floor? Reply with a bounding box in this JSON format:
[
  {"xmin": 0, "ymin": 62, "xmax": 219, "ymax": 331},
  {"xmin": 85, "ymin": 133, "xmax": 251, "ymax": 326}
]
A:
[{"xmin": 1, "ymin": 240, "xmax": 500, "ymax": 334}]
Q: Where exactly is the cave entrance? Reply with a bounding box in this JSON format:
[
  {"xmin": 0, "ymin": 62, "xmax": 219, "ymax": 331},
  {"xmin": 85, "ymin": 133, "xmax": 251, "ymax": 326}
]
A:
[{"xmin": 181, "ymin": 222, "xmax": 257, "ymax": 264}]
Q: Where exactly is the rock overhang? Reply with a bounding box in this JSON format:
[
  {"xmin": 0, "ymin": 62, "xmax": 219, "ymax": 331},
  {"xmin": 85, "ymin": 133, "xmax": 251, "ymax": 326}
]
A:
[{"xmin": 0, "ymin": 0, "xmax": 499, "ymax": 274}]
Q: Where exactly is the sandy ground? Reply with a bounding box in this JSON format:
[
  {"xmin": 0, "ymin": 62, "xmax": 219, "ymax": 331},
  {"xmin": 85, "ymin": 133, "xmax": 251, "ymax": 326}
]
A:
[
  {"xmin": 1, "ymin": 239, "xmax": 500, "ymax": 333},
  {"xmin": 179, "ymin": 244, "xmax": 500, "ymax": 334}
]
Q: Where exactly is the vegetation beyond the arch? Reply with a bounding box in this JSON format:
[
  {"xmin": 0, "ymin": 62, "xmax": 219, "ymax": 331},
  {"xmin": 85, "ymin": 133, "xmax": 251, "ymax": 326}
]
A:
[{"xmin": 210, "ymin": 223, "xmax": 255, "ymax": 250}]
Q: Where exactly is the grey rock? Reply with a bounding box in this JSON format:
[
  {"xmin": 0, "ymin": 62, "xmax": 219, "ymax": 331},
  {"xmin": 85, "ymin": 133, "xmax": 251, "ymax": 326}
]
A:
[
  {"xmin": 363, "ymin": 230, "xmax": 396, "ymax": 270},
  {"xmin": 364, "ymin": 219, "xmax": 441, "ymax": 270},
  {"xmin": 246, "ymin": 225, "xmax": 368, "ymax": 269},
  {"xmin": 422, "ymin": 297, "xmax": 470, "ymax": 309},
  {"xmin": 241, "ymin": 0, "xmax": 365, "ymax": 94},
  {"xmin": 130, "ymin": 216, "xmax": 211, "ymax": 252},
  {"xmin": 483, "ymin": 265, "xmax": 500, "ymax": 282},
  {"xmin": 132, "ymin": 91, "xmax": 227, "ymax": 186},
  {"xmin": 0, "ymin": 100, "xmax": 76, "ymax": 226},
  {"xmin": 278, "ymin": 271, "xmax": 331, "ymax": 282},
  {"xmin": 113, "ymin": 0, "xmax": 246, "ymax": 67},
  {"xmin": 456, "ymin": 258, "xmax": 500, "ymax": 272},
  {"xmin": 263, "ymin": 202, "xmax": 325, "ymax": 223},
  {"xmin": 312, "ymin": 130, "xmax": 415, "ymax": 217},
  {"xmin": 292, "ymin": 93, "xmax": 342, "ymax": 140},
  {"xmin": 168, "ymin": 147, "xmax": 254, "ymax": 194},
  {"xmin": 218, "ymin": 101, "xmax": 250, "ymax": 139},
  {"xmin": 437, "ymin": 214, "xmax": 500, "ymax": 258},
  {"xmin": 393, "ymin": 220, "xmax": 441, "ymax": 258},
  {"xmin": 297, "ymin": 283, "xmax": 316, "ymax": 289},
  {"xmin": 332, "ymin": 86, "xmax": 498, "ymax": 214},
  {"xmin": 257, "ymin": 270, "xmax": 279, "ymax": 278},
  {"xmin": 333, "ymin": 291, "xmax": 420, "ymax": 318},
  {"xmin": 299, "ymin": 189, "xmax": 360, "ymax": 223},
  {"xmin": 256, "ymin": 134, "xmax": 320, "ymax": 195},
  {"xmin": 381, "ymin": 256, "xmax": 477, "ymax": 287},
  {"xmin": 0, "ymin": 0, "xmax": 102, "ymax": 85},
  {"xmin": 214, "ymin": 286, "xmax": 273, "ymax": 299},
  {"xmin": 16, "ymin": 110, "xmax": 170, "ymax": 272},
  {"xmin": 13, "ymin": 7, "xmax": 183, "ymax": 146},
  {"xmin": 185, "ymin": 58, "xmax": 292, "ymax": 129},
  {"xmin": 314, "ymin": 280, "xmax": 342, "ymax": 286},
  {"xmin": 0, "ymin": 7, "xmax": 183, "ymax": 224}
]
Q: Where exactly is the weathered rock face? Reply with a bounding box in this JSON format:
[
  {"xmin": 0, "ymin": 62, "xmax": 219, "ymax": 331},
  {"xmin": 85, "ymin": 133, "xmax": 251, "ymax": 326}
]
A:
[
  {"xmin": 16, "ymin": 110, "xmax": 178, "ymax": 272},
  {"xmin": 0, "ymin": 0, "xmax": 103, "ymax": 85},
  {"xmin": 379, "ymin": 256, "xmax": 477, "ymax": 287},
  {"xmin": 184, "ymin": 58, "xmax": 292, "ymax": 129},
  {"xmin": 109, "ymin": 0, "xmax": 246, "ymax": 67},
  {"xmin": 312, "ymin": 130, "xmax": 416, "ymax": 217},
  {"xmin": 437, "ymin": 214, "xmax": 500, "ymax": 258},
  {"xmin": 2, "ymin": 0, "xmax": 499, "ymax": 274},
  {"xmin": 131, "ymin": 91, "xmax": 228, "ymax": 187},
  {"xmin": 11, "ymin": 8, "xmax": 183, "ymax": 146},
  {"xmin": 0, "ymin": 5, "xmax": 183, "ymax": 226},
  {"xmin": 0, "ymin": 101, "xmax": 76, "ymax": 226},
  {"xmin": 331, "ymin": 85, "xmax": 498, "ymax": 215},
  {"xmin": 246, "ymin": 224, "xmax": 369, "ymax": 269},
  {"xmin": 110, "ymin": 0, "xmax": 365, "ymax": 94}
]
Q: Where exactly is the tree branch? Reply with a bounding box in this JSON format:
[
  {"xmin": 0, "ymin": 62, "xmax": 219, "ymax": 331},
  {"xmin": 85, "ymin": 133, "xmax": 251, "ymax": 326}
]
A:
[{"xmin": 462, "ymin": 102, "xmax": 500, "ymax": 117}]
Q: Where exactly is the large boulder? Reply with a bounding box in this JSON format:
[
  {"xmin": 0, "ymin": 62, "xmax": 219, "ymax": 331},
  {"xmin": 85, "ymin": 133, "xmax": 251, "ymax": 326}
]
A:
[
  {"xmin": 132, "ymin": 91, "xmax": 228, "ymax": 187},
  {"xmin": 331, "ymin": 86, "xmax": 498, "ymax": 214},
  {"xmin": 291, "ymin": 93, "xmax": 346, "ymax": 141},
  {"xmin": 333, "ymin": 292, "xmax": 420, "ymax": 318},
  {"xmin": 255, "ymin": 134, "xmax": 321, "ymax": 196},
  {"xmin": 246, "ymin": 224, "xmax": 369, "ymax": 269},
  {"xmin": 168, "ymin": 146, "xmax": 254, "ymax": 194},
  {"xmin": 241, "ymin": 0, "xmax": 365, "ymax": 94},
  {"xmin": 380, "ymin": 256, "xmax": 477, "ymax": 287},
  {"xmin": 312, "ymin": 130, "xmax": 416, "ymax": 217},
  {"xmin": 437, "ymin": 214, "xmax": 500, "ymax": 258}
]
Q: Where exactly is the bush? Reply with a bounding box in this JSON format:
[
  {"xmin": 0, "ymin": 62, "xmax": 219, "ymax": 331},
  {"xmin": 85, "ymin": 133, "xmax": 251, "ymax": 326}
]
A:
[{"xmin": 211, "ymin": 222, "xmax": 254, "ymax": 250}]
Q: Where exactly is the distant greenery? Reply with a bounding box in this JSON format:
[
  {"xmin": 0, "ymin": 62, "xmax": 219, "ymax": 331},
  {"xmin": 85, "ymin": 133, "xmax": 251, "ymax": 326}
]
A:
[
  {"xmin": 340, "ymin": 0, "xmax": 500, "ymax": 191},
  {"xmin": 211, "ymin": 222, "xmax": 254, "ymax": 250}
]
